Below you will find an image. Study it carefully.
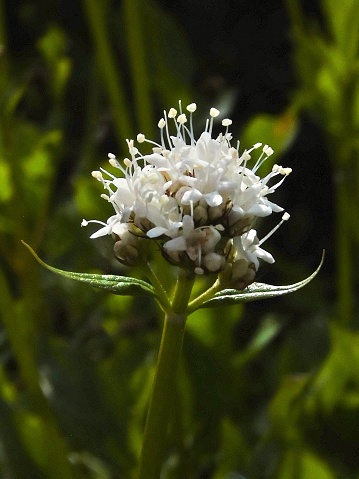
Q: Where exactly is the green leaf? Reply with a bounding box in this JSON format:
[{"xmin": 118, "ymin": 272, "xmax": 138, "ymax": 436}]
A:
[
  {"xmin": 198, "ymin": 253, "xmax": 324, "ymax": 309},
  {"xmin": 22, "ymin": 241, "xmax": 156, "ymax": 297}
]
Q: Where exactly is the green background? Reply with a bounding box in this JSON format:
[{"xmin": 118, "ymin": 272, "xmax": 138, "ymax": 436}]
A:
[{"xmin": 1, "ymin": 0, "xmax": 359, "ymax": 477}]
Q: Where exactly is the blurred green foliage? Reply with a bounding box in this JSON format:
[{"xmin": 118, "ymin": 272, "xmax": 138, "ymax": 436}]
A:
[{"xmin": 0, "ymin": 0, "xmax": 358, "ymax": 478}]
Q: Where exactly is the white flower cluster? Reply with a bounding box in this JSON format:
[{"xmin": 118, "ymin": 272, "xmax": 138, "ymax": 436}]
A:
[{"xmin": 82, "ymin": 103, "xmax": 291, "ymax": 286}]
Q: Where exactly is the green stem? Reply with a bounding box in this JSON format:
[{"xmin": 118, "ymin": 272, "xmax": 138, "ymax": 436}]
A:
[
  {"xmin": 137, "ymin": 271, "xmax": 194, "ymax": 479},
  {"xmin": 187, "ymin": 278, "xmax": 222, "ymax": 314},
  {"xmin": 335, "ymin": 169, "xmax": 353, "ymax": 325},
  {"xmin": 82, "ymin": 0, "xmax": 133, "ymax": 145},
  {"xmin": 144, "ymin": 261, "xmax": 171, "ymax": 312},
  {"xmin": 0, "ymin": 0, "xmax": 9, "ymax": 92},
  {"xmin": 122, "ymin": 0, "xmax": 154, "ymax": 137}
]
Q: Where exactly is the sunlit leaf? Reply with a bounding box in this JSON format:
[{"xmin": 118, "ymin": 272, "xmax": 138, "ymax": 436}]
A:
[
  {"xmin": 278, "ymin": 449, "xmax": 334, "ymax": 479},
  {"xmin": 198, "ymin": 253, "xmax": 324, "ymax": 309},
  {"xmin": 22, "ymin": 241, "xmax": 156, "ymax": 297},
  {"xmin": 0, "ymin": 160, "xmax": 12, "ymax": 201},
  {"xmin": 240, "ymin": 109, "xmax": 298, "ymax": 173}
]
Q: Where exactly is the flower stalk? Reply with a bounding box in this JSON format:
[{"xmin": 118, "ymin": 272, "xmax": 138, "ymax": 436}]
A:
[{"xmin": 137, "ymin": 271, "xmax": 194, "ymax": 479}]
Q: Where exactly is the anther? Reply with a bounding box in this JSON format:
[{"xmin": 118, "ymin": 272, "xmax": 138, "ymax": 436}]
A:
[
  {"xmin": 177, "ymin": 113, "xmax": 187, "ymax": 124},
  {"xmin": 210, "ymin": 107, "xmax": 220, "ymax": 117},
  {"xmin": 168, "ymin": 108, "xmax": 177, "ymax": 118},
  {"xmin": 186, "ymin": 103, "xmax": 197, "ymax": 112},
  {"xmin": 263, "ymin": 145, "xmax": 274, "ymax": 156},
  {"xmin": 282, "ymin": 212, "xmax": 290, "ymax": 221},
  {"xmin": 91, "ymin": 171, "xmax": 103, "ymax": 180},
  {"xmin": 124, "ymin": 158, "xmax": 132, "ymax": 167}
]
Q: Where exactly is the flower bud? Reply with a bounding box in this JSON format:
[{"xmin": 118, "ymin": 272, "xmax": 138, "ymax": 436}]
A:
[
  {"xmin": 202, "ymin": 252, "xmax": 226, "ymax": 272},
  {"xmin": 231, "ymin": 259, "xmax": 256, "ymax": 290},
  {"xmin": 114, "ymin": 229, "xmax": 143, "ymax": 266}
]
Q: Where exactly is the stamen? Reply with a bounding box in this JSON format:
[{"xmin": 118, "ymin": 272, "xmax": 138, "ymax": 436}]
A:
[
  {"xmin": 158, "ymin": 118, "xmax": 166, "ymax": 148},
  {"xmin": 137, "ymin": 133, "xmax": 146, "ymax": 143},
  {"xmin": 259, "ymin": 212, "xmax": 290, "ymax": 246},
  {"xmin": 187, "ymin": 103, "xmax": 197, "ymax": 145},
  {"xmin": 263, "ymin": 145, "xmax": 274, "ymax": 156},
  {"xmin": 163, "ymin": 110, "xmax": 172, "ymax": 149},
  {"xmin": 177, "ymin": 113, "xmax": 187, "ymax": 124},
  {"xmin": 124, "ymin": 158, "xmax": 132, "ymax": 168},
  {"xmin": 186, "ymin": 103, "xmax": 197, "ymax": 113},
  {"xmin": 100, "ymin": 167, "xmax": 116, "ymax": 179},
  {"xmin": 247, "ymin": 142, "xmax": 262, "ymax": 154},
  {"xmin": 222, "ymin": 118, "xmax": 232, "ymax": 140},
  {"xmin": 222, "ymin": 118, "xmax": 232, "ymax": 126},
  {"xmin": 210, "ymin": 107, "xmax": 220, "ymax": 117},
  {"xmin": 158, "ymin": 118, "xmax": 166, "ymax": 128},
  {"xmin": 238, "ymin": 151, "xmax": 251, "ymax": 184},
  {"xmin": 209, "ymin": 107, "xmax": 220, "ymax": 136},
  {"xmin": 91, "ymin": 171, "xmax": 103, "ymax": 181},
  {"xmin": 82, "ymin": 219, "xmax": 107, "ymax": 226}
]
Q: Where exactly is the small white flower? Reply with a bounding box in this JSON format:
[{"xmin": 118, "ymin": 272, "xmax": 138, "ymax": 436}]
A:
[
  {"xmin": 233, "ymin": 229, "xmax": 274, "ymax": 271},
  {"xmin": 83, "ymin": 103, "xmax": 291, "ymax": 274}
]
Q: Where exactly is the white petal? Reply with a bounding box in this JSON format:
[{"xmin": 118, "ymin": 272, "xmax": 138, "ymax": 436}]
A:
[
  {"xmin": 181, "ymin": 188, "xmax": 202, "ymax": 205},
  {"xmin": 164, "ymin": 236, "xmax": 187, "ymax": 252},
  {"xmin": 147, "ymin": 226, "xmax": 168, "ymax": 238},
  {"xmin": 246, "ymin": 204, "xmax": 272, "ymax": 217},
  {"xmin": 203, "ymin": 191, "xmax": 223, "ymax": 207},
  {"xmin": 256, "ymin": 248, "xmax": 275, "ymax": 264},
  {"xmin": 90, "ymin": 225, "xmax": 112, "ymax": 238}
]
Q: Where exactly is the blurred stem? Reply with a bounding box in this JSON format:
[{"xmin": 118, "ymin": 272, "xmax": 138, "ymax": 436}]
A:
[
  {"xmin": 332, "ymin": 72, "xmax": 357, "ymax": 326},
  {"xmin": 334, "ymin": 158, "xmax": 353, "ymax": 326},
  {"xmin": 0, "ymin": 268, "xmax": 80, "ymax": 479},
  {"xmin": 82, "ymin": 0, "xmax": 132, "ymax": 144},
  {"xmin": 122, "ymin": 0, "xmax": 154, "ymax": 137},
  {"xmin": 137, "ymin": 271, "xmax": 194, "ymax": 479},
  {"xmin": 0, "ymin": 0, "xmax": 9, "ymax": 92}
]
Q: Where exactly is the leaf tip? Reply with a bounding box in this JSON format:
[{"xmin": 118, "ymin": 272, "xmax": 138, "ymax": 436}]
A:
[{"xmin": 21, "ymin": 240, "xmax": 46, "ymax": 268}]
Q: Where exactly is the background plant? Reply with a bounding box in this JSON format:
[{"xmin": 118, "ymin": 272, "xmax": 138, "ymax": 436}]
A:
[{"xmin": 0, "ymin": 0, "xmax": 358, "ymax": 478}]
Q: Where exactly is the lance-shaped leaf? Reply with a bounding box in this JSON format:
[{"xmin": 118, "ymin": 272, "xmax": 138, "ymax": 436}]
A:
[
  {"xmin": 22, "ymin": 241, "xmax": 156, "ymax": 297},
  {"xmin": 198, "ymin": 252, "xmax": 324, "ymax": 309}
]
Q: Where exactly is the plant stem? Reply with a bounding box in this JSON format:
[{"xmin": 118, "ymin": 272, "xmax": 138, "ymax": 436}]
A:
[
  {"xmin": 187, "ymin": 278, "xmax": 221, "ymax": 314},
  {"xmin": 82, "ymin": 0, "xmax": 133, "ymax": 145},
  {"xmin": 137, "ymin": 271, "xmax": 194, "ymax": 479},
  {"xmin": 335, "ymin": 167, "xmax": 353, "ymax": 325},
  {"xmin": 144, "ymin": 261, "xmax": 172, "ymax": 313},
  {"xmin": 122, "ymin": 0, "xmax": 154, "ymax": 137}
]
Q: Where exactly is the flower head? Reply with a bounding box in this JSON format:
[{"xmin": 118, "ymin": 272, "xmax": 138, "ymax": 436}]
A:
[{"xmin": 83, "ymin": 102, "xmax": 291, "ymax": 284}]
